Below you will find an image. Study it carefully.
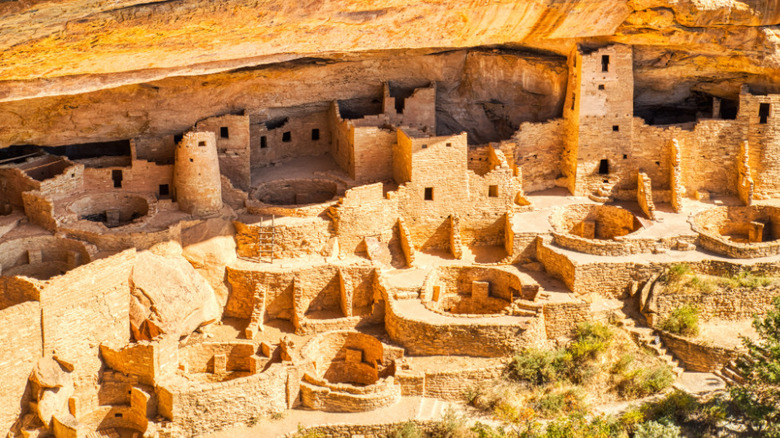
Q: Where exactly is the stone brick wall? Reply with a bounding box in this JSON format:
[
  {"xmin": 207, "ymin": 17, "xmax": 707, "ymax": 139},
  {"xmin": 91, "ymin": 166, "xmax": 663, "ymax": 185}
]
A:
[
  {"xmin": 692, "ymin": 205, "xmax": 780, "ymax": 258},
  {"xmin": 329, "ymin": 183, "xmax": 398, "ymax": 254},
  {"xmin": 281, "ymin": 420, "xmax": 442, "ymax": 438},
  {"xmin": 196, "ymin": 114, "xmax": 252, "ymax": 190},
  {"xmin": 132, "ymin": 135, "xmax": 176, "ymax": 164},
  {"xmin": 417, "ymin": 365, "xmax": 504, "ymax": 400},
  {"xmin": 300, "ymin": 377, "xmax": 401, "ymax": 412},
  {"xmin": 0, "ymin": 301, "xmax": 41, "ymax": 434},
  {"xmin": 542, "ymin": 301, "xmax": 590, "ymax": 338},
  {"xmin": 653, "ymin": 284, "xmax": 780, "ymax": 322},
  {"xmin": 83, "ymin": 160, "xmax": 172, "ymax": 197},
  {"xmin": 40, "ymin": 249, "xmax": 135, "ymax": 386},
  {"xmin": 0, "ymin": 235, "xmax": 91, "ymax": 276},
  {"xmin": 100, "ymin": 338, "xmax": 178, "ymax": 386},
  {"xmin": 250, "ymin": 111, "xmax": 331, "ymax": 166},
  {"xmin": 158, "ymin": 363, "xmax": 289, "ymax": 435},
  {"xmin": 658, "ymin": 331, "xmax": 736, "ymax": 372},
  {"xmin": 234, "ymin": 217, "xmax": 333, "ymax": 260},
  {"xmin": 226, "ymin": 262, "xmax": 378, "ymax": 331},
  {"xmin": 173, "ymin": 131, "xmax": 222, "ymax": 215},
  {"xmin": 502, "ymin": 119, "xmax": 565, "ymax": 192},
  {"xmin": 384, "ymin": 291, "xmax": 544, "ymax": 357}
]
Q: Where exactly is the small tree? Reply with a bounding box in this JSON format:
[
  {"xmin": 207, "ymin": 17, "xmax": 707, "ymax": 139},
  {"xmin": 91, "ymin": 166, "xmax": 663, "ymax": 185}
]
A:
[{"xmin": 730, "ymin": 296, "xmax": 780, "ymax": 435}]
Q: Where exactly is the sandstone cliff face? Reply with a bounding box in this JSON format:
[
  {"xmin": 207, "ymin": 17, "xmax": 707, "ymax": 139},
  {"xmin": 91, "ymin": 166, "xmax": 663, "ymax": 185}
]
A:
[{"xmin": 2, "ymin": 0, "xmax": 780, "ymax": 147}]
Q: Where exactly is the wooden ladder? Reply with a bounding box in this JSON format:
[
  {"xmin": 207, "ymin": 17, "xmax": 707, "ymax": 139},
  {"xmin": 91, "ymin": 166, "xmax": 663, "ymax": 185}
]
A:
[{"xmin": 257, "ymin": 215, "xmax": 276, "ymax": 263}]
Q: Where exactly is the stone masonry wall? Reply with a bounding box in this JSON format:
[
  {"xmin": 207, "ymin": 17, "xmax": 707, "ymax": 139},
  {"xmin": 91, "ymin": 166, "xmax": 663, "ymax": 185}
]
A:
[
  {"xmin": 40, "ymin": 249, "xmax": 135, "ymax": 387},
  {"xmin": 0, "ymin": 301, "xmax": 41, "ymax": 434}
]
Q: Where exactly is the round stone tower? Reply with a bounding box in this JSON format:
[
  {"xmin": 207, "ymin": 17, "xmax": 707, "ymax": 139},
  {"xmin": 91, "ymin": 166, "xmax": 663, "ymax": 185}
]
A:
[{"xmin": 174, "ymin": 131, "xmax": 223, "ymax": 215}]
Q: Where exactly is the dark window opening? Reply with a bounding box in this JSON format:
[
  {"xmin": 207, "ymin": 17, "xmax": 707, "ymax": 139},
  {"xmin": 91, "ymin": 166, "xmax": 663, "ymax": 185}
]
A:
[
  {"xmin": 174, "ymin": 134, "xmax": 183, "ymax": 144},
  {"xmin": 389, "ymin": 83, "xmax": 416, "ymax": 114},
  {"xmin": 612, "ymin": 125, "xmax": 619, "ymax": 132},
  {"xmin": 159, "ymin": 184, "xmax": 169, "ymax": 197},
  {"xmin": 598, "ymin": 84, "xmax": 605, "ymax": 90},
  {"xmin": 260, "ymin": 136, "xmax": 268, "ymax": 149},
  {"xmin": 655, "ymin": 161, "xmax": 660, "ymax": 166},
  {"xmin": 623, "ymin": 154, "xmax": 628, "ymax": 159},
  {"xmin": 282, "ymin": 132, "xmax": 292, "ymax": 143},
  {"xmin": 598, "ymin": 159, "xmax": 609, "ymax": 175},
  {"xmin": 114, "ymin": 413, "xmax": 123, "ymax": 418},
  {"xmin": 488, "ymin": 185, "xmax": 498, "ymax": 197},
  {"xmin": 312, "ymin": 129, "xmax": 320, "ymax": 141},
  {"xmin": 601, "ymin": 55, "xmax": 610, "ymax": 72},
  {"xmin": 759, "ymin": 103, "xmax": 770, "ymax": 124},
  {"xmin": 198, "ymin": 141, "xmax": 206, "ymax": 147},
  {"xmin": 571, "ymin": 94, "xmax": 576, "ymax": 111},
  {"xmin": 424, "ymin": 187, "xmax": 434, "ymax": 201},
  {"xmin": 112, "ymin": 170, "xmax": 123, "ymax": 188},
  {"xmin": 422, "ymin": 144, "xmax": 428, "ymax": 149},
  {"xmin": 720, "ymin": 99, "xmax": 738, "ymax": 119},
  {"xmin": 446, "ymin": 143, "xmax": 452, "ymax": 147},
  {"xmin": 220, "ymin": 127, "xmax": 229, "ymax": 138}
]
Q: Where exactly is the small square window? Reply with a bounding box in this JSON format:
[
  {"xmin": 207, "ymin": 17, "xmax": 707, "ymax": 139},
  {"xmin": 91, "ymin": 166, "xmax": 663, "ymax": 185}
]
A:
[
  {"xmin": 198, "ymin": 141, "xmax": 206, "ymax": 147},
  {"xmin": 424, "ymin": 187, "xmax": 434, "ymax": 201},
  {"xmin": 282, "ymin": 131, "xmax": 292, "ymax": 142},
  {"xmin": 312, "ymin": 128, "xmax": 320, "ymax": 141},
  {"xmin": 655, "ymin": 161, "xmax": 660, "ymax": 166},
  {"xmin": 422, "ymin": 144, "xmax": 428, "ymax": 149},
  {"xmin": 612, "ymin": 125, "xmax": 619, "ymax": 132},
  {"xmin": 488, "ymin": 185, "xmax": 498, "ymax": 197},
  {"xmin": 623, "ymin": 154, "xmax": 627, "ymax": 159},
  {"xmin": 159, "ymin": 184, "xmax": 170, "ymax": 197},
  {"xmin": 111, "ymin": 170, "xmax": 123, "ymax": 188},
  {"xmin": 220, "ymin": 127, "xmax": 229, "ymax": 138},
  {"xmin": 598, "ymin": 84, "xmax": 605, "ymax": 90},
  {"xmin": 446, "ymin": 143, "xmax": 452, "ymax": 147},
  {"xmin": 260, "ymin": 136, "xmax": 267, "ymax": 149}
]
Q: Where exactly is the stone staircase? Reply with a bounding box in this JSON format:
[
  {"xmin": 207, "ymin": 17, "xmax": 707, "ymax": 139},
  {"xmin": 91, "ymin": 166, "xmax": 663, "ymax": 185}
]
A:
[
  {"xmin": 588, "ymin": 180, "xmax": 616, "ymax": 203},
  {"xmin": 714, "ymin": 359, "xmax": 745, "ymax": 386},
  {"xmin": 614, "ymin": 310, "xmax": 685, "ymax": 378}
]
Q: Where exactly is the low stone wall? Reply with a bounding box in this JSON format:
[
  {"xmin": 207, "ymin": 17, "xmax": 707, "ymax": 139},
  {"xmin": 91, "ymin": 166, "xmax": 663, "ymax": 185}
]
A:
[
  {"xmin": 542, "ymin": 301, "xmax": 591, "ymax": 338},
  {"xmin": 658, "ymin": 331, "xmax": 737, "ymax": 372},
  {"xmin": 384, "ymin": 294, "xmax": 545, "ymax": 357},
  {"xmin": 158, "ymin": 363, "xmax": 290, "ymax": 435},
  {"xmin": 652, "ymin": 284, "xmax": 780, "ymax": 322},
  {"xmin": 281, "ymin": 420, "xmax": 441, "ymax": 438},
  {"xmin": 300, "ymin": 375, "xmax": 402, "ymax": 412},
  {"xmin": 692, "ymin": 205, "xmax": 780, "ymax": 259},
  {"xmin": 397, "ymin": 364, "xmax": 505, "ymax": 400},
  {"xmin": 551, "ymin": 232, "xmax": 695, "ymax": 257},
  {"xmin": 233, "ymin": 217, "xmax": 333, "ymax": 259}
]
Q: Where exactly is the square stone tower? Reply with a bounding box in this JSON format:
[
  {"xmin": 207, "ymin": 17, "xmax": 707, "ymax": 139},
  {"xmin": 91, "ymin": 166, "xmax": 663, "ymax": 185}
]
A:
[{"xmin": 563, "ymin": 44, "xmax": 634, "ymax": 196}]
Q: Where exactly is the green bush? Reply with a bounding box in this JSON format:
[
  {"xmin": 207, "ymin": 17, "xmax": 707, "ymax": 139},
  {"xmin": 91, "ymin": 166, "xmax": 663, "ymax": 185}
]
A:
[
  {"xmin": 569, "ymin": 322, "xmax": 613, "ymax": 361},
  {"xmin": 509, "ymin": 349, "xmax": 564, "ymax": 385},
  {"xmin": 393, "ymin": 421, "xmax": 424, "ymax": 438},
  {"xmin": 534, "ymin": 389, "xmax": 584, "ymax": 417},
  {"xmin": 430, "ymin": 409, "xmax": 473, "ymax": 438},
  {"xmin": 640, "ymin": 390, "xmax": 698, "ymax": 424},
  {"xmin": 659, "ymin": 305, "xmax": 700, "ymax": 337},
  {"xmin": 662, "ymin": 264, "xmax": 691, "ymax": 284},
  {"xmin": 633, "ymin": 420, "xmax": 682, "ymax": 438},
  {"xmin": 721, "ymin": 270, "xmax": 772, "ymax": 289},
  {"xmin": 617, "ymin": 366, "xmax": 674, "ymax": 398}
]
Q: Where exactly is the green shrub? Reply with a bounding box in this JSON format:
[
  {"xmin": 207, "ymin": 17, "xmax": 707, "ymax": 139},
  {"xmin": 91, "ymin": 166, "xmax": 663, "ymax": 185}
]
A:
[
  {"xmin": 663, "ymin": 264, "xmax": 691, "ymax": 284},
  {"xmin": 640, "ymin": 390, "xmax": 699, "ymax": 424},
  {"xmin": 659, "ymin": 305, "xmax": 700, "ymax": 337},
  {"xmin": 611, "ymin": 354, "xmax": 635, "ymax": 376},
  {"xmin": 569, "ymin": 322, "xmax": 613, "ymax": 361},
  {"xmin": 721, "ymin": 270, "xmax": 772, "ymax": 289},
  {"xmin": 633, "ymin": 420, "xmax": 681, "ymax": 438},
  {"xmin": 534, "ymin": 389, "xmax": 584, "ymax": 417},
  {"xmin": 617, "ymin": 366, "xmax": 674, "ymax": 398},
  {"xmin": 430, "ymin": 409, "xmax": 472, "ymax": 438},
  {"xmin": 393, "ymin": 421, "xmax": 424, "ymax": 438},
  {"xmin": 509, "ymin": 349, "xmax": 564, "ymax": 385},
  {"xmin": 293, "ymin": 425, "xmax": 325, "ymax": 438}
]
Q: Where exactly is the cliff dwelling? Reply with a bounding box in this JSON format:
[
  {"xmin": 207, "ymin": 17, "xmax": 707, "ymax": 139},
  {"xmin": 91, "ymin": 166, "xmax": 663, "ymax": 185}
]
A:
[{"xmin": 3, "ymin": 1, "xmax": 780, "ymax": 437}]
